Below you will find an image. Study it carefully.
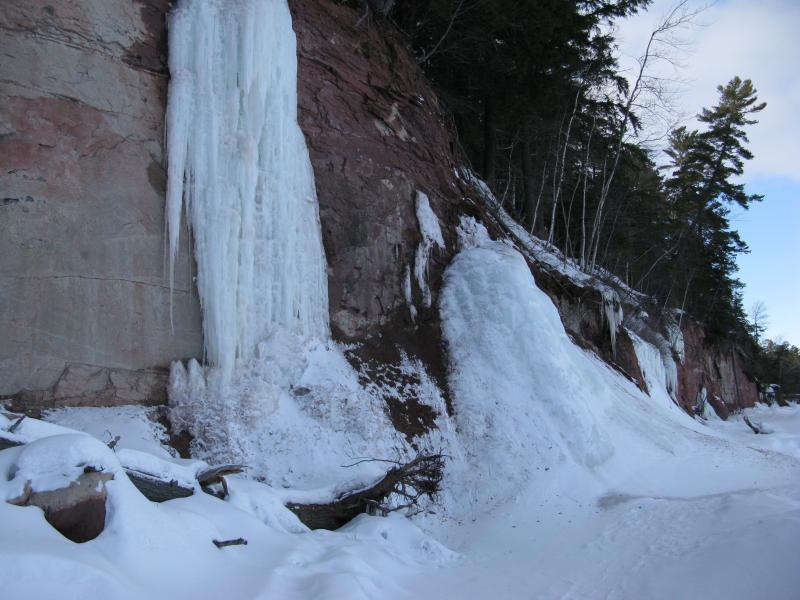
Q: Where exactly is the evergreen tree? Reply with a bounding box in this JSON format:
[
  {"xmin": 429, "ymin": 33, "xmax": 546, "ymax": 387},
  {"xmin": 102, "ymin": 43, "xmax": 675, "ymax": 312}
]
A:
[{"xmin": 661, "ymin": 77, "xmax": 766, "ymax": 337}]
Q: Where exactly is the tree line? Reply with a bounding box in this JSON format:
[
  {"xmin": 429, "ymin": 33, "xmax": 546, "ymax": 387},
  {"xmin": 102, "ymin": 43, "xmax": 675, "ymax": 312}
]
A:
[{"xmin": 365, "ymin": 0, "xmax": 767, "ymax": 345}]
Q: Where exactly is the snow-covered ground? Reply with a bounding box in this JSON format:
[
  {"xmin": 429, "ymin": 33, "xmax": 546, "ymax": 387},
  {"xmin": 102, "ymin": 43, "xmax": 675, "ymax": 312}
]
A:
[{"xmin": 3, "ymin": 239, "xmax": 799, "ymax": 600}]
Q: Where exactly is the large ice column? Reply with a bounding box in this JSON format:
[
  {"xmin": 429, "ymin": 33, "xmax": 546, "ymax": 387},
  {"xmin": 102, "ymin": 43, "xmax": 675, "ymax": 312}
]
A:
[{"xmin": 165, "ymin": 0, "xmax": 329, "ymax": 380}]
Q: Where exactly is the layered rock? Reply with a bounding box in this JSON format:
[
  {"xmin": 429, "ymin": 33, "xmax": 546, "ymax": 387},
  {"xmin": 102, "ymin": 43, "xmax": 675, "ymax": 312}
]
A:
[
  {"xmin": 289, "ymin": 0, "xmax": 467, "ymax": 339},
  {"xmin": 677, "ymin": 318, "xmax": 759, "ymax": 418},
  {"xmin": 0, "ymin": 1, "xmax": 202, "ymax": 404},
  {"xmin": 0, "ymin": 0, "xmax": 762, "ymax": 428}
]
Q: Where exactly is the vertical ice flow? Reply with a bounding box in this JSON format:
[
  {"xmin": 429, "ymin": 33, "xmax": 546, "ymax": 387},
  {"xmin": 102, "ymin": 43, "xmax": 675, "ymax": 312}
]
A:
[{"xmin": 165, "ymin": 0, "xmax": 329, "ymax": 380}]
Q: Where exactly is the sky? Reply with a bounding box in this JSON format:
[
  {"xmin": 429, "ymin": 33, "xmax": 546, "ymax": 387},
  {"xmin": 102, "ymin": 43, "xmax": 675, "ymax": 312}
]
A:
[{"xmin": 614, "ymin": 0, "xmax": 800, "ymax": 346}]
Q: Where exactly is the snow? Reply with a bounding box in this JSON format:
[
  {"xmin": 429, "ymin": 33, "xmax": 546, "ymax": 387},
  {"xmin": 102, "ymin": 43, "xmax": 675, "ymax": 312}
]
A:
[
  {"xmin": 44, "ymin": 405, "xmax": 173, "ymax": 459},
  {"xmin": 601, "ymin": 287, "xmax": 624, "ymax": 354},
  {"xmin": 4, "ymin": 239, "xmax": 800, "ymax": 598},
  {"xmin": 425, "ymin": 237, "xmax": 800, "ymax": 598},
  {"xmin": 0, "ymin": 418, "xmax": 452, "ymax": 600},
  {"xmin": 413, "ymin": 191, "xmax": 445, "ymax": 308},
  {"xmin": 2, "ymin": 434, "xmax": 119, "ymax": 496},
  {"xmin": 665, "ymin": 317, "xmax": 685, "ymax": 363},
  {"xmin": 455, "ymin": 214, "xmax": 491, "ymax": 250}
]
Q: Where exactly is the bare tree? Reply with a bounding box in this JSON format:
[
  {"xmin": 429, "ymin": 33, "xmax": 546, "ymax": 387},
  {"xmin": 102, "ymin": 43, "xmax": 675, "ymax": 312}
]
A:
[
  {"xmin": 585, "ymin": 0, "xmax": 703, "ymax": 273},
  {"xmin": 750, "ymin": 301, "xmax": 769, "ymax": 346}
]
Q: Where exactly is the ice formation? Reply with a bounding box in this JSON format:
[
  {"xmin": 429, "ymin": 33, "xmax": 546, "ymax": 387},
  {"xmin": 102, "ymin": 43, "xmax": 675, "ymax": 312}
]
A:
[
  {"xmin": 601, "ymin": 288, "xmax": 624, "ymax": 354},
  {"xmin": 439, "ymin": 238, "xmax": 618, "ymax": 508},
  {"xmin": 414, "ymin": 191, "xmax": 445, "ymax": 308},
  {"xmin": 629, "ymin": 329, "xmax": 679, "ymax": 403},
  {"xmin": 166, "ymin": 0, "xmax": 329, "ymax": 381},
  {"xmin": 665, "ymin": 318, "xmax": 685, "ymax": 363}
]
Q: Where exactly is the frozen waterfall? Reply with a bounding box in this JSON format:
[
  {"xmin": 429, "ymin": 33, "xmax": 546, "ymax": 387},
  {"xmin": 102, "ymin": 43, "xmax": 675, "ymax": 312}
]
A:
[{"xmin": 165, "ymin": 0, "xmax": 329, "ymax": 382}]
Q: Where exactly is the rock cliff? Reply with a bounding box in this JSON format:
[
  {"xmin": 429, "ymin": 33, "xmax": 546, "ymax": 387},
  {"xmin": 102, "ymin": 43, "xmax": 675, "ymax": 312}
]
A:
[
  {"xmin": 0, "ymin": 0, "xmax": 759, "ymax": 423},
  {"xmin": 0, "ymin": 0, "xmax": 202, "ymax": 407}
]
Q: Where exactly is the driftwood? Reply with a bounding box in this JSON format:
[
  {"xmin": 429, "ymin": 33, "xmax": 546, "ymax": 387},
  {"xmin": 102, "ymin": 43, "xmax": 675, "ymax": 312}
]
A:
[
  {"xmin": 8, "ymin": 415, "xmax": 26, "ymax": 433},
  {"xmin": 213, "ymin": 537, "xmax": 248, "ymax": 548},
  {"xmin": 286, "ymin": 454, "xmax": 445, "ymax": 530},
  {"xmin": 743, "ymin": 415, "xmax": 761, "ymax": 434},
  {"xmin": 127, "ymin": 471, "xmax": 195, "ymax": 502},
  {"xmin": 198, "ymin": 464, "xmax": 245, "ymax": 499},
  {"xmin": 0, "ymin": 437, "xmax": 20, "ymax": 451}
]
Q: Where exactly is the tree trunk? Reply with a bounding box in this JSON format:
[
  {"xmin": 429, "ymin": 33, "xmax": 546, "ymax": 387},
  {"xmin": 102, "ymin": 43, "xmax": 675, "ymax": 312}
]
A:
[
  {"xmin": 520, "ymin": 135, "xmax": 535, "ymax": 225},
  {"xmin": 482, "ymin": 96, "xmax": 497, "ymax": 188}
]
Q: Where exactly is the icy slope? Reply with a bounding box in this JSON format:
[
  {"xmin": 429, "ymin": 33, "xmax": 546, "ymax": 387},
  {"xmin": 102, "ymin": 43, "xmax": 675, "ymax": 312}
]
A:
[
  {"xmin": 410, "ymin": 230, "xmax": 800, "ymax": 599},
  {"xmin": 437, "ymin": 236, "xmax": 708, "ymax": 514}
]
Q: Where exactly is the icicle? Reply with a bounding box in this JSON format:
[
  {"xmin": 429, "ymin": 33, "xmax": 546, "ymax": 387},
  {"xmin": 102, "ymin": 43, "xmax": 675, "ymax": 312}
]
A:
[
  {"xmin": 600, "ymin": 289, "xmax": 624, "ymax": 355},
  {"xmin": 414, "ymin": 191, "xmax": 445, "ymax": 308},
  {"xmin": 165, "ymin": 0, "xmax": 329, "ymax": 383},
  {"xmin": 665, "ymin": 320, "xmax": 685, "ymax": 364},
  {"xmin": 629, "ymin": 329, "xmax": 678, "ymax": 403}
]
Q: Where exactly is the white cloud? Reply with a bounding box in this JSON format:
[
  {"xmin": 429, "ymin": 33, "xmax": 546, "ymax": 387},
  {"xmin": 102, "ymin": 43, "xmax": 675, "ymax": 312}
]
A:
[{"xmin": 615, "ymin": 0, "xmax": 800, "ymax": 182}]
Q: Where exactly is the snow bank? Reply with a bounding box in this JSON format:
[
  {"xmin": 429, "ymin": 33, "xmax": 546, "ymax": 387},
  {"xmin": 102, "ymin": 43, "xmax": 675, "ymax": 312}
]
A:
[
  {"xmin": 0, "ymin": 418, "xmax": 455, "ymax": 600},
  {"xmin": 44, "ymin": 405, "xmax": 174, "ymax": 458}
]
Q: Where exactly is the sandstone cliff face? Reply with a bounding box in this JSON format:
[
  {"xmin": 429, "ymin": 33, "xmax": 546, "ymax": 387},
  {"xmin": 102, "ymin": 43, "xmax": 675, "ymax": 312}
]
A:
[
  {"xmin": 677, "ymin": 319, "xmax": 759, "ymax": 418},
  {"xmin": 0, "ymin": 0, "xmax": 202, "ymax": 405},
  {"xmin": 0, "ymin": 0, "xmax": 760, "ymax": 425},
  {"xmin": 290, "ymin": 0, "xmax": 465, "ymax": 340}
]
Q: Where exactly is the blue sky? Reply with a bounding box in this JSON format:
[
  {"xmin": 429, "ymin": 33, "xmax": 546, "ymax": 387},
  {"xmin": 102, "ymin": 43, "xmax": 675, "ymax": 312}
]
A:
[{"xmin": 616, "ymin": 0, "xmax": 800, "ymax": 345}]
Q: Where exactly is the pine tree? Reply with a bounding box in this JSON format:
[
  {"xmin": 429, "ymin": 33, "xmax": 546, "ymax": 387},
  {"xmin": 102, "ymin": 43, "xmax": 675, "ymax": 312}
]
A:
[{"xmin": 662, "ymin": 77, "xmax": 766, "ymax": 337}]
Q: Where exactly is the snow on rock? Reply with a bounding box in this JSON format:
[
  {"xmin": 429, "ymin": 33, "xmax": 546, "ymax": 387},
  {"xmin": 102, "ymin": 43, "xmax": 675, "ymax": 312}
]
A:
[
  {"xmin": 1, "ymin": 434, "xmax": 120, "ymax": 498},
  {"xmin": 455, "ymin": 215, "xmax": 491, "ymax": 250},
  {"xmin": 166, "ymin": 0, "xmax": 329, "ymax": 381},
  {"xmin": 414, "ymin": 191, "xmax": 445, "ymax": 308}
]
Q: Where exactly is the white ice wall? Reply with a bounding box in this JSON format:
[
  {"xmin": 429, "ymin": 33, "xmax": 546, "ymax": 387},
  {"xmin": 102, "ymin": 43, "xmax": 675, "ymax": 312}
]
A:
[{"xmin": 166, "ymin": 0, "xmax": 329, "ymax": 382}]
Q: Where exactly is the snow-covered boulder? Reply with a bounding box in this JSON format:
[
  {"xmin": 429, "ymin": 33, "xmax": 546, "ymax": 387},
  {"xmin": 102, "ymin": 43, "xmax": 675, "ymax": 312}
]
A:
[{"xmin": 3, "ymin": 434, "xmax": 120, "ymax": 542}]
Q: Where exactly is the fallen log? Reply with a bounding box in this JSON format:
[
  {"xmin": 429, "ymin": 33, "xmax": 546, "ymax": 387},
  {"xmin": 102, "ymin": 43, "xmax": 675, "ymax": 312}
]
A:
[
  {"xmin": 213, "ymin": 537, "xmax": 247, "ymax": 548},
  {"xmin": 286, "ymin": 453, "xmax": 444, "ymax": 530},
  {"xmin": 126, "ymin": 471, "xmax": 194, "ymax": 502}
]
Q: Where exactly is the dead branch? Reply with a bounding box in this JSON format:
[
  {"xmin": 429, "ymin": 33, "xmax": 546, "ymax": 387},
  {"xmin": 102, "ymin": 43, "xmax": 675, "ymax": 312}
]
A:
[
  {"xmin": 8, "ymin": 415, "xmax": 26, "ymax": 433},
  {"xmin": 287, "ymin": 453, "xmax": 445, "ymax": 530}
]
